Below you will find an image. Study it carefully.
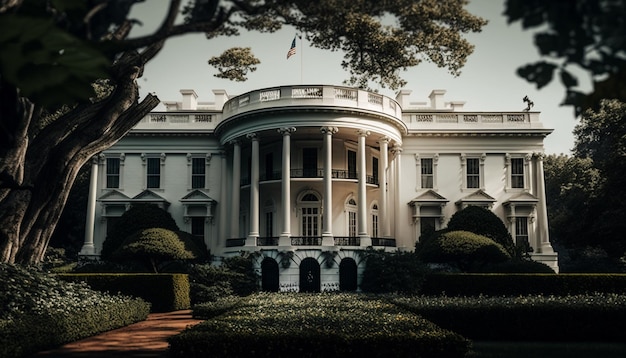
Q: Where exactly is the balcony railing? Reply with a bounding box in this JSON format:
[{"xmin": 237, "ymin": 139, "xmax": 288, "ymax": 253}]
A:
[
  {"xmin": 225, "ymin": 238, "xmax": 246, "ymax": 247},
  {"xmin": 371, "ymin": 238, "xmax": 396, "ymax": 247},
  {"xmin": 334, "ymin": 237, "xmax": 361, "ymax": 246},
  {"xmin": 257, "ymin": 237, "xmax": 279, "ymax": 246},
  {"xmin": 243, "ymin": 169, "xmax": 379, "ymax": 185},
  {"xmin": 291, "ymin": 236, "xmax": 322, "ymax": 246}
]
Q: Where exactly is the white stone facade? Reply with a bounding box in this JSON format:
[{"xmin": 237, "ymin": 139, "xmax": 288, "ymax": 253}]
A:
[{"xmin": 82, "ymin": 85, "xmax": 559, "ymax": 291}]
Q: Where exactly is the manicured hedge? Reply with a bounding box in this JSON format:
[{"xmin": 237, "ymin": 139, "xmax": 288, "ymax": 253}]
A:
[
  {"xmin": 421, "ymin": 273, "xmax": 626, "ymax": 296},
  {"xmin": 60, "ymin": 273, "xmax": 190, "ymax": 312},
  {"xmin": 171, "ymin": 293, "xmax": 470, "ymax": 358},
  {"xmin": 391, "ymin": 294, "xmax": 626, "ymax": 342}
]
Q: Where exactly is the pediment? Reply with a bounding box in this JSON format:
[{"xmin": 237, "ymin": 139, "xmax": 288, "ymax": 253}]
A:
[
  {"xmin": 504, "ymin": 192, "xmax": 538, "ymax": 206},
  {"xmin": 97, "ymin": 189, "xmax": 130, "ymax": 202},
  {"xmin": 180, "ymin": 189, "xmax": 216, "ymax": 202},
  {"xmin": 455, "ymin": 189, "xmax": 496, "ymax": 205},
  {"xmin": 132, "ymin": 190, "xmax": 168, "ymax": 202},
  {"xmin": 409, "ymin": 190, "xmax": 448, "ymax": 205}
]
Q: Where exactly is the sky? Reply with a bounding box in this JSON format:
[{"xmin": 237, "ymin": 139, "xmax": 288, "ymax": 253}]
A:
[{"xmin": 131, "ymin": 0, "xmax": 584, "ymax": 155}]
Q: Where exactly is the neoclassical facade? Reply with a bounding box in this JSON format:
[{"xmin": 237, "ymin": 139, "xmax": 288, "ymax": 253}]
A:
[{"xmin": 81, "ymin": 85, "xmax": 559, "ymax": 291}]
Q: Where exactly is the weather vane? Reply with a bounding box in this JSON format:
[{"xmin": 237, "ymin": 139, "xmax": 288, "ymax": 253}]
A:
[{"xmin": 523, "ymin": 95, "xmax": 534, "ymax": 111}]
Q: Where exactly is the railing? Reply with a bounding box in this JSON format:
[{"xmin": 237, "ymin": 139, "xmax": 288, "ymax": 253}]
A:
[
  {"xmin": 222, "ymin": 85, "xmax": 402, "ymax": 121},
  {"xmin": 147, "ymin": 113, "xmax": 214, "ymax": 123},
  {"xmin": 257, "ymin": 237, "xmax": 279, "ymax": 246},
  {"xmin": 243, "ymin": 169, "xmax": 379, "ymax": 185},
  {"xmin": 371, "ymin": 237, "xmax": 396, "ymax": 247},
  {"xmin": 334, "ymin": 237, "xmax": 360, "ymax": 246},
  {"xmin": 291, "ymin": 236, "xmax": 322, "ymax": 246},
  {"xmin": 225, "ymin": 238, "xmax": 246, "ymax": 247},
  {"xmin": 406, "ymin": 113, "xmax": 531, "ymax": 124}
]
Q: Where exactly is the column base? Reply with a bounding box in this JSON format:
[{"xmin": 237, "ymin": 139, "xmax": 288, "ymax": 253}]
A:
[
  {"xmin": 359, "ymin": 235, "xmax": 372, "ymax": 247},
  {"xmin": 245, "ymin": 235, "xmax": 258, "ymax": 247},
  {"xmin": 322, "ymin": 233, "xmax": 334, "ymax": 246},
  {"xmin": 79, "ymin": 244, "xmax": 96, "ymax": 256},
  {"xmin": 278, "ymin": 234, "xmax": 291, "ymax": 247}
]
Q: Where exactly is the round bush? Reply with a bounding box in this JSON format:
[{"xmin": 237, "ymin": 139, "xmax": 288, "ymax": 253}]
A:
[
  {"xmin": 101, "ymin": 204, "xmax": 180, "ymax": 260},
  {"xmin": 112, "ymin": 228, "xmax": 195, "ymax": 272},
  {"xmin": 476, "ymin": 259, "xmax": 556, "ymax": 273},
  {"xmin": 416, "ymin": 230, "xmax": 511, "ymax": 272},
  {"xmin": 446, "ymin": 205, "xmax": 516, "ymax": 255}
]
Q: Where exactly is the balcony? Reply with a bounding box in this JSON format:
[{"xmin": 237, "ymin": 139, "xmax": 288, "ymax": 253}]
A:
[{"xmin": 242, "ymin": 169, "xmax": 379, "ymax": 185}]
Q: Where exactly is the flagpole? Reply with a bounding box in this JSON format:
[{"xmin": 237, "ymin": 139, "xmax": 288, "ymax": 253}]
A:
[{"xmin": 299, "ymin": 34, "xmax": 303, "ymax": 84}]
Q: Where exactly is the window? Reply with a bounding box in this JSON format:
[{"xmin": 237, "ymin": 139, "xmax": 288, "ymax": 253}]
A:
[
  {"xmin": 106, "ymin": 158, "xmax": 120, "ymax": 188},
  {"xmin": 421, "ymin": 158, "xmax": 434, "ymax": 189},
  {"xmin": 372, "ymin": 157, "xmax": 379, "ymax": 185},
  {"xmin": 466, "ymin": 158, "xmax": 480, "ymax": 189},
  {"xmin": 303, "ymin": 148, "xmax": 317, "ymax": 177},
  {"xmin": 347, "ymin": 150, "xmax": 357, "ymax": 179},
  {"xmin": 420, "ymin": 217, "xmax": 436, "ymax": 235},
  {"xmin": 371, "ymin": 203, "xmax": 379, "ymax": 237},
  {"xmin": 511, "ymin": 158, "xmax": 525, "ymax": 189},
  {"xmin": 300, "ymin": 193, "xmax": 320, "ymax": 237},
  {"xmin": 146, "ymin": 157, "xmax": 161, "ymax": 188},
  {"xmin": 191, "ymin": 157, "xmax": 205, "ymax": 189},
  {"xmin": 347, "ymin": 198, "xmax": 357, "ymax": 237},
  {"xmin": 265, "ymin": 212, "xmax": 273, "ymax": 237},
  {"xmin": 191, "ymin": 217, "xmax": 205, "ymax": 240},
  {"xmin": 515, "ymin": 217, "xmax": 529, "ymax": 248}
]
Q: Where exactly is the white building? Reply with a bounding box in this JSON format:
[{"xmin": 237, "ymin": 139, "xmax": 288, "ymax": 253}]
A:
[{"xmin": 81, "ymin": 85, "xmax": 559, "ymax": 291}]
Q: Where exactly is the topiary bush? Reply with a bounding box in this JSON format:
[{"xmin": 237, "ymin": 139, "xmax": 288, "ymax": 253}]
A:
[
  {"xmin": 416, "ymin": 230, "xmax": 511, "ymax": 272},
  {"xmin": 112, "ymin": 228, "xmax": 196, "ymax": 273},
  {"xmin": 360, "ymin": 250, "xmax": 428, "ymax": 294},
  {"xmin": 446, "ymin": 205, "xmax": 516, "ymax": 256},
  {"xmin": 101, "ymin": 204, "xmax": 180, "ymax": 260}
]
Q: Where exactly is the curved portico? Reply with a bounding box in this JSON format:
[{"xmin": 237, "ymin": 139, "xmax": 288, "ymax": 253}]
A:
[{"xmin": 215, "ymin": 85, "xmax": 405, "ymax": 253}]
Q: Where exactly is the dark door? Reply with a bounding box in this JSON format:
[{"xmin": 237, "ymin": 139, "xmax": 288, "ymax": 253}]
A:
[
  {"xmin": 339, "ymin": 258, "xmax": 358, "ymax": 291},
  {"xmin": 261, "ymin": 258, "xmax": 279, "ymax": 292},
  {"xmin": 299, "ymin": 258, "xmax": 320, "ymax": 292}
]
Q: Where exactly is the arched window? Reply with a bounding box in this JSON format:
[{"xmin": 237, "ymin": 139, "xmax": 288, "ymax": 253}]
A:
[
  {"xmin": 339, "ymin": 258, "xmax": 358, "ymax": 291},
  {"xmin": 298, "ymin": 191, "xmax": 322, "ymax": 237},
  {"xmin": 261, "ymin": 258, "xmax": 279, "ymax": 292},
  {"xmin": 371, "ymin": 202, "xmax": 379, "ymax": 237},
  {"xmin": 346, "ymin": 197, "xmax": 357, "ymax": 237}
]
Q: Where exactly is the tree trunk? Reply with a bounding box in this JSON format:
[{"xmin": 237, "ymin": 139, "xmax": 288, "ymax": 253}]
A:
[{"xmin": 0, "ymin": 68, "xmax": 160, "ymax": 265}]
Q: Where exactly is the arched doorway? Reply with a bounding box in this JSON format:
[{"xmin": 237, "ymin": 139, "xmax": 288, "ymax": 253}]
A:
[
  {"xmin": 339, "ymin": 258, "xmax": 358, "ymax": 291},
  {"xmin": 261, "ymin": 258, "xmax": 279, "ymax": 292},
  {"xmin": 299, "ymin": 257, "xmax": 320, "ymax": 293}
]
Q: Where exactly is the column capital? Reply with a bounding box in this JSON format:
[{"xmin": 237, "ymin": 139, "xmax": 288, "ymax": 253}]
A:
[
  {"xmin": 246, "ymin": 132, "xmax": 259, "ymax": 141},
  {"xmin": 320, "ymin": 126, "xmax": 338, "ymax": 135},
  {"xmin": 357, "ymin": 129, "xmax": 371, "ymax": 137},
  {"xmin": 378, "ymin": 136, "xmax": 391, "ymax": 144},
  {"xmin": 229, "ymin": 139, "xmax": 241, "ymax": 146},
  {"xmin": 533, "ymin": 152, "xmax": 546, "ymax": 160},
  {"xmin": 278, "ymin": 127, "xmax": 296, "ymax": 135},
  {"xmin": 390, "ymin": 144, "xmax": 403, "ymax": 155}
]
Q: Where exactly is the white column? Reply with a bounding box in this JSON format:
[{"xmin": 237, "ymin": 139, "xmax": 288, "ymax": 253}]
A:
[
  {"xmin": 246, "ymin": 133, "xmax": 259, "ymax": 246},
  {"xmin": 278, "ymin": 127, "xmax": 296, "ymax": 246},
  {"xmin": 230, "ymin": 140, "xmax": 241, "ymax": 238},
  {"xmin": 357, "ymin": 130, "xmax": 371, "ymax": 245},
  {"xmin": 321, "ymin": 126, "xmax": 338, "ymax": 246},
  {"xmin": 379, "ymin": 137, "xmax": 390, "ymax": 238},
  {"xmin": 219, "ymin": 150, "xmax": 228, "ymax": 248},
  {"xmin": 80, "ymin": 156, "xmax": 99, "ymax": 256},
  {"xmin": 391, "ymin": 144, "xmax": 403, "ymax": 245},
  {"xmin": 534, "ymin": 152, "xmax": 554, "ymax": 254}
]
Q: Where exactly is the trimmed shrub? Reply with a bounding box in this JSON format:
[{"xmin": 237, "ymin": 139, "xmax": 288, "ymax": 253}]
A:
[
  {"xmin": 416, "ymin": 230, "xmax": 511, "ymax": 272},
  {"xmin": 446, "ymin": 205, "xmax": 516, "ymax": 255},
  {"xmin": 0, "ymin": 264, "xmax": 149, "ymax": 357},
  {"xmin": 60, "ymin": 273, "xmax": 190, "ymax": 312},
  {"xmin": 101, "ymin": 203, "xmax": 180, "ymax": 260},
  {"xmin": 476, "ymin": 258, "xmax": 556, "ymax": 273},
  {"xmin": 172, "ymin": 293, "xmax": 470, "ymax": 358},
  {"xmin": 360, "ymin": 250, "xmax": 428, "ymax": 294},
  {"xmin": 112, "ymin": 228, "xmax": 196, "ymax": 273}
]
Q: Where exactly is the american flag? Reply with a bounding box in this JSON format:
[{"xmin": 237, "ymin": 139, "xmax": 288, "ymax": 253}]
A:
[{"xmin": 286, "ymin": 36, "xmax": 296, "ymax": 59}]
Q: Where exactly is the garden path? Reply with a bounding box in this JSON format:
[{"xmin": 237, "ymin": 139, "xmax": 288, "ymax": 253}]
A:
[{"xmin": 31, "ymin": 310, "xmax": 203, "ymax": 357}]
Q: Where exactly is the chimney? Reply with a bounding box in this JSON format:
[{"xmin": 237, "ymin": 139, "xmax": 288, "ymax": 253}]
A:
[
  {"xmin": 447, "ymin": 101, "xmax": 466, "ymax": 111},
  {"xmin": 180, "ymin": 89, "xmax": 198, "ymax": 110},
  {"xmin": 212, "ymin": 89, "xmax": 229, "ymax": 110},
  {"xmin": 395, "ymin": 89, "xmax": 412, "ymax": 108},
  {"xmin": 428, "ymin": 89, "xmax": 446, "ymax": 109}
]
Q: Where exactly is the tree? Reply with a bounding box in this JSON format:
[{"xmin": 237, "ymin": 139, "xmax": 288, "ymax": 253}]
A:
[
  {"xmin": 0, "ymin": 0, "xmax": 486, "ymax": 265},
  {"xmin": 572, "ymin": 100, "xmax": 626, "ymax": 257},
  {"xmin": 543, "ymin": 154, "xmax": 599, "ymax": 249},
  {"xmin": 504, "ymin": 0, "xmax": 626, "ymax": 116}
]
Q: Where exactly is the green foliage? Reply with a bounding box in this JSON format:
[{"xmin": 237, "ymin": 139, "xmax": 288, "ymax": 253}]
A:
[
  {"xmin": 208, "ymin": 47, "xmax": 260, "ymax": 81},
  {"xmin": 112, "ymin": 228, "xmax": 196, "ymax": 273},
  {"xmin": 186, "ymin": 256, "xmax": 258, "ymax": 304},
  {"xmin": 101, "ymin": 204, "xmax": 180, "ymax": 260},
  {"xmin": 475, "ymin": 259, "xmax": 555, "ymax": 273},
  {"xmin": 60, "ymin": 273, "xmax": 190, "ymax": 312},
  {"xmin": 360, "ymin": 250, "xmax": 428, "ymax": 294},
  {"xmin": 446, "ymin": 205, "xmax": 516, "ymax": 255},
  {"xmin": 172, "ymin": 293, "xmax": 470, "ymax": 358},
  {"xmin": 0, "ymin": 263, "xmax": 150, "ymax": 357},
  {"xmin": 416, "ymin": 231, "xmax": 511, "ymax": 272},
  {"xmin": 420, "ymin": 273, "xmax": 626, "ymax": 297},
  {"xmin": 193, "ymin": 297, "xmax": 242, "ymax": 319},
  {"xmin": 504, "ymin": 0, "xmax": 626, "ymax": 116},
  {"xmin": 392, "ymin": 293, "xmax": 626, "ymax": 342}
]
